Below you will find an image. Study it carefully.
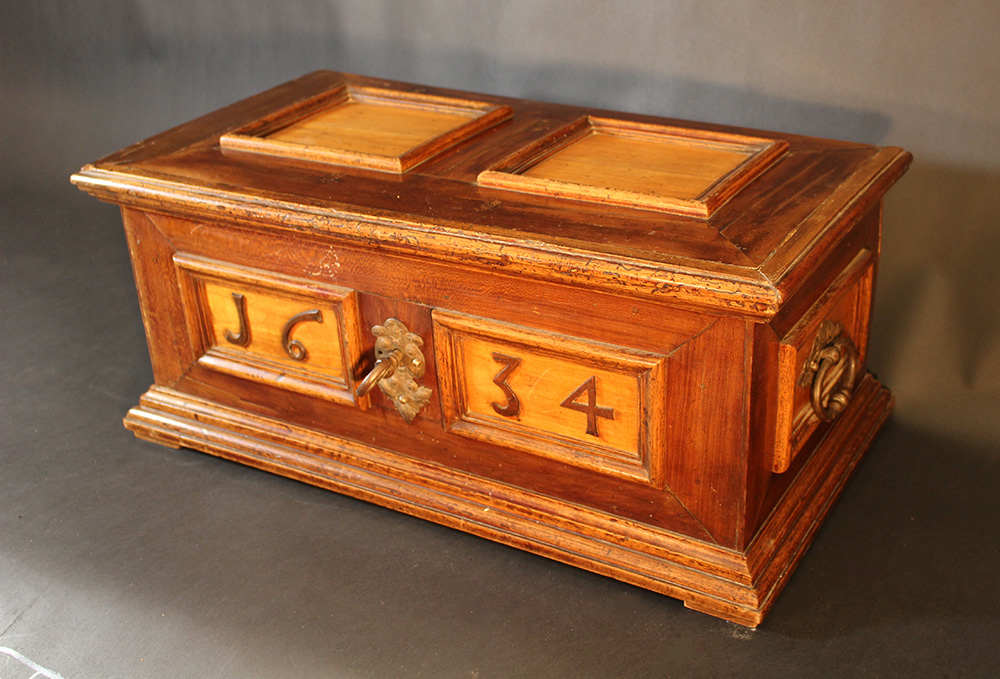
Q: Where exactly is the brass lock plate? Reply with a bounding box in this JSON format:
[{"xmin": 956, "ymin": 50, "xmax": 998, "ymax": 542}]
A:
[{"xmin": 356, "ymin": 318, "xmax": 432, "ymax": 423}]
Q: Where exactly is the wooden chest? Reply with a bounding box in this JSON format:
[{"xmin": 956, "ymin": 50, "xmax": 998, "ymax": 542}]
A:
[{"xmin": 72, "ymin": 71, "xmax": 910, "ymax": 626}]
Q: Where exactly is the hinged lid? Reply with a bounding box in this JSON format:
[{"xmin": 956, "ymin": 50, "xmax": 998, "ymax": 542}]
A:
[{"xmin": 72, "ymin": 71, "xmax": 911, "ymax": 319}]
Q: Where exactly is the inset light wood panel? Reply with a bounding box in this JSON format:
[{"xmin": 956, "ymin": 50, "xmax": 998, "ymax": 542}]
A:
[
  {"xmin": 478, "ymin": 116, "xmax": 787, "ymax": 217},
  {"xmin": 174, "ymin": 254, "xmax": 366, "ymax": 407},
  {"xmin": 202, "ymin": 283, "xmax": 346, "ymax": 380},
  {"xmin": 220, "ymin": 84, "xmax": 512, "ymax": 173},
  {"xmin": 433, "ymin": 310, "xmax": 667, "ymax": 486}
]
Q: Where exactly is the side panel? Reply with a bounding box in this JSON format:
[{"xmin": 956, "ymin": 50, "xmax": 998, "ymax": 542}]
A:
[{"xmin": 772, "ymin": 254, "xmax": 875, "ymax": 473}]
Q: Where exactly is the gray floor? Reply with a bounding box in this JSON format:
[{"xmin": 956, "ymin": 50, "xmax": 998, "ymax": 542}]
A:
[{"xmin": 2, "ymin": 186, "xmax": 999, "ymax": 679}]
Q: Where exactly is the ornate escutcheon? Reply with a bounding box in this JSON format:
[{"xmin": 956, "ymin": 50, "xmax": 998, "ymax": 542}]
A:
[
  {"xmin": 798, "ymin": 320, "xmax": 859, "ymax": 422},
  {"xmin": 355, "ymin": 318, "xmax": 432, "ymax": 423}
]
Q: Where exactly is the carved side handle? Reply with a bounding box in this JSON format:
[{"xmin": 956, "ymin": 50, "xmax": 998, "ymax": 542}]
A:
[
  {"xmin": 799, "ymin": 321, "xmax": 859, "ymax": 422},
  {"xmin": 355, "ymin": 318, "xmax": 432, "ymax": 423}
]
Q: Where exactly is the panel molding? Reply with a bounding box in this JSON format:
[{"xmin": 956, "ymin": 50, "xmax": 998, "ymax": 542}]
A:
[
  {"xmin": 773, "ymin": 252, "xmax": 874, "ymax": 473},
  {"xmin": 433, "ymin": 309, "xmax": 668, "ymax": 486},
  {"xmin": 478, "ymin": 115, "xmax": 787, "ymax": 217},
  {"xmin": 174, "ymin": 254, "xmax": 367, "ymax": 407},
  {"xmin": 220, "ymin": 84, "xmax": 513, "ymax": 173}
]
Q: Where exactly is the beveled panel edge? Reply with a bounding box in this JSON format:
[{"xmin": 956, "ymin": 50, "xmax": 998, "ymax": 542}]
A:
[
  {"xmin": 432, "ymin": 308, "xmax": 668, "ymax": 487},
  {"xmin": 760, "ymin": 146, "xmax": 912, "ymax": 293},
  {"xmin": 221, "ymin": 83, "xmax": 352, "ymax": 138},
  {"xmin": 220, "ymin": 83, "xmax": 514, "ymax": 174},
  {"xmin": 173, "ymin": 253, "xmax": 368, "ymax": 408},
  {"xmin": 477, "ymin": 115, "xmax": 788, "ymax": 218}
]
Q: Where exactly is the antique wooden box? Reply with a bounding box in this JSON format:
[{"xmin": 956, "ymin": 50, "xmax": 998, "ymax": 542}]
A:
[{"xmin": 72, "ymin": 71, "xmax": 910, "ymax": 626}]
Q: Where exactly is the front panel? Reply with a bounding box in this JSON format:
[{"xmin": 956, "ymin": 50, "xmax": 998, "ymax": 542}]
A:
[
  {"xmin": 124, "ymin": 211, "xmax": 749, "ymax": 544},
  {"xmin": 174, "ymin": 254, "xmax": 367, "ymax": 407},
  {"xmin": 434, "ymin": 310, "xmax": 667, "ymax": 486}
]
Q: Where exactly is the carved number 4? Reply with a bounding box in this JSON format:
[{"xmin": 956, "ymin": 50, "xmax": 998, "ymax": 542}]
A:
[{"xmin": 561, "ymin": 376, "xmax": 614, "ymax": 437}]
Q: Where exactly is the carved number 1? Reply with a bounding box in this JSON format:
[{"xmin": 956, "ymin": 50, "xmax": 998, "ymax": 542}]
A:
[
  {"xmin": 224, "ymin": 292, "xmax": 251, "ymax": 347},
  {"xmin": 561, "ymin": 376, "xmax": 614, "ymax": 437},
  {"xmin": 490, "ymin": 352, "xmax": 522, "ymax": 417}
]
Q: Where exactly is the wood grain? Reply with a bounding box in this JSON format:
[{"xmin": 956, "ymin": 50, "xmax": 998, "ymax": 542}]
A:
[
  {"xmin": 221, "ymin": 84, "xmax": 512, "ymax": 173},
  {"xmin": 72, "ymin": 71, "xmax": 910, "ymax": 626},
  {"xmin": 771, "ymin": 251, "xmax": 874, "ymax": 472},
  {"xmin": 122, "ymin": 373, "xmax": 892, "ymax": 628},
  {"xmin": 433, "ymin": 309, "xmax": 667, "ymax": 486},
  {"xmin": 479, "ymin": 116, "xmax": 787, "ymax": 217},
  {"xmin": 174, "ymin": 254, "xmax": 367, "ymax": 407}
]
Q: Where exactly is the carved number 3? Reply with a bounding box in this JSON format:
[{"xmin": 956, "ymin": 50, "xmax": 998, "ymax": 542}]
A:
[
  {"xmin": 490, "ymin": 352, "xmax": 522, "ymax": 417},
  {"xmin": 561, "ymin": 376, "xmax": 614, "ymax": 437}
]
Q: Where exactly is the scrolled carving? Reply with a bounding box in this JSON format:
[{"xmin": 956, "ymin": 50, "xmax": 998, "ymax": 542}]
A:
[
  {"xmin": 281, "ymin": 309, "xmax": 323, "ymax": 361},
  {"xmin": 798, "ymin": 320, "xmax": 859, "ymax": 422}
]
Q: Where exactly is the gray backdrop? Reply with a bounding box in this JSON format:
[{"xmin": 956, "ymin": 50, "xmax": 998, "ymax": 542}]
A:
[{"xmin": 2, "ymin": 2, "xmax": 998, "ymax": 677}]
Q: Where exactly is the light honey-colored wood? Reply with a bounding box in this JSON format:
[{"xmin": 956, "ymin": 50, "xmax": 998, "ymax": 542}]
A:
[
  {"xmin": 267, "ymin": 100, "xmax": 477, "ymax": 157},
  {"xmin": 433, "ymin": 309, "xmax": 667, "ymax": 486},
  {"xmin": 461, "ymin": 335, "xmax": 640, "ymax": 457},
  {"xmin": 478, "ymin": 116, "xmax": 788, "ymax": 217},
  {"xmin": 523, "ymin": 130, "xmax": 751, "ymax": 200},
  {"xmin": 203, "ymin": 282, "xmax": 347, "ymax": 381},
  {"xmin": 220, "ymin": 85, "xmax": 512, "ymax": 173},
  {"xmin": 174, "ymin": 254, "xmax": 366, "ymax": 407}
]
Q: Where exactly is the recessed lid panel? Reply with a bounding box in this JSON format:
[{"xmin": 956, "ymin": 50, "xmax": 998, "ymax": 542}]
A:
[
  {"xmin": 221, "ymin": 85, "xmax": 512, "ymax": 173},
  {"xmin": 74, "ymin": 71, "xmax": 911, "ymax": 317},
  {"xmin": 478, "ymin": 116, "xmax": 787, "ymax": 217}
]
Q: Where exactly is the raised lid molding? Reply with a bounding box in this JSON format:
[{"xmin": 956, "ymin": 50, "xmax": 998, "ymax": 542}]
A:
[
  {"xmin": 478, "ymin": 116, "xmax": 788, "ymax": 217},
  {"xmin": 71, "ymin": 70, "xmax": 911, "ymax": 317},
  {"xmin": 220, "ymin": 84, "xmax": 513, "ymax": 173}
]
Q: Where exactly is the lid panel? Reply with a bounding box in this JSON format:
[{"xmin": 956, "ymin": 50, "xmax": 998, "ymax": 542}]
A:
[
  {"xmin": 478, "ymin": 116, "xmax": 788, "ymax": 217},
  {"xmin": 73, "ymin": 70, "xmax": 911, "ymax": 317},
  {"xmin": 522, "ymin": 129, "xmax": 754, "ymax": 200},
  {"xmin": 220, "ymin": 85, "xmax": 512, "ymax": 173}
]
